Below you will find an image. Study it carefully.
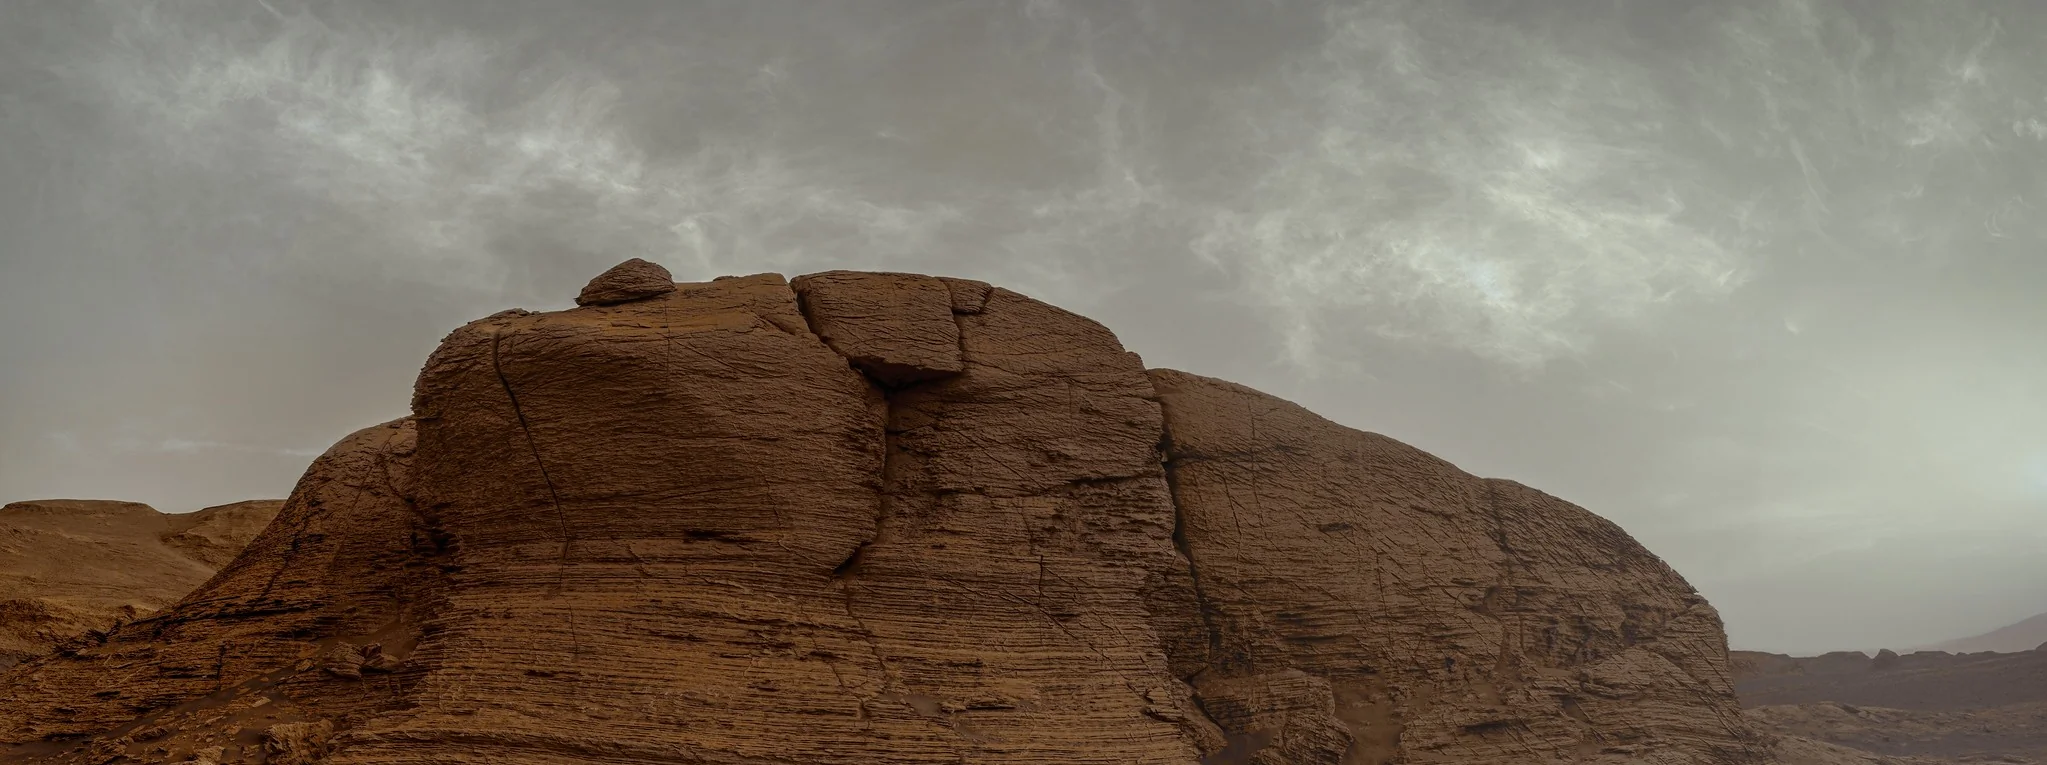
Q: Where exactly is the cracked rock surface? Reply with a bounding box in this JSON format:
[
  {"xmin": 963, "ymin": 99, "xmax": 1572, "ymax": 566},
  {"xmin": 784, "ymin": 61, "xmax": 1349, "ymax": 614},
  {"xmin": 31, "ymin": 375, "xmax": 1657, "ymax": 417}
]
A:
[{"xmin": 1, "ymin": 263, "xmax": 1771, "ymax": 764}]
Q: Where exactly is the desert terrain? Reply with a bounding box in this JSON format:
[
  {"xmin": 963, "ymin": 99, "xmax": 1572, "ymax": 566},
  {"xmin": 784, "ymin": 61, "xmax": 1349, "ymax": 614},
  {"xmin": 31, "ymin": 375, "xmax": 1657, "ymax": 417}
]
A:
[
  {"xmin": 0, "ymin": 499, "xmax": 280, "ymax": 669},
  {"xmin": 1737, "ymin": 645, "xmax": 2047, "ymax": 764}
]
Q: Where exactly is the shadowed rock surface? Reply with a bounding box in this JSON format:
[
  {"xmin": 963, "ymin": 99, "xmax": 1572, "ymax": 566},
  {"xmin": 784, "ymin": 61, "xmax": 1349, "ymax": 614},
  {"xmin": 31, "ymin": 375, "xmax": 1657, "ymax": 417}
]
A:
[
  {"xmin": 0, "ymin": 498, "xmax": 283, "ymax": 669},
  {"xmin": 0, "ymin": 264, "xmax": 1771, "ymax": 764}
]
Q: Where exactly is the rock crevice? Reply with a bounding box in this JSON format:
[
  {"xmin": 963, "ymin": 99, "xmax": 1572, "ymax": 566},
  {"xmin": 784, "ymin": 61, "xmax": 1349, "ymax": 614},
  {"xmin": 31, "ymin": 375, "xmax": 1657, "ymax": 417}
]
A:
[{"xmin": 487, "ymin": 328, "xmax": 571, "ymax": 565}]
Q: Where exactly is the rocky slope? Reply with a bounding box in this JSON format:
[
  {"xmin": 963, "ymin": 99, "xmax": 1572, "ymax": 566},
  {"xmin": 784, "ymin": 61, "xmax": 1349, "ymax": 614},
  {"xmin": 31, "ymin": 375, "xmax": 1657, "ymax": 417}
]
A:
[
  {"xmin": 0, "ymin": 262, "xmax": 1772, "ymax": 764},
  {"xmin": 0, "ymin": 499, "xmax": 283, "ymax": 668}
]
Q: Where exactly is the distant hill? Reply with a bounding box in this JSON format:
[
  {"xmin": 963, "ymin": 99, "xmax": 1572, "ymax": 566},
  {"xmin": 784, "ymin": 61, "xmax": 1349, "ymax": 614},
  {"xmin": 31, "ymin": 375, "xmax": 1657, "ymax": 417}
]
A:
[
  {"xmin": 1733, "ymin": 647, "xmax": 2047, "ymax": 763},
  {"xmin": 1923, "ymin": 612, "xmax": 2047, "ymax": 654},
  {"xmin": 0, "ymin": 498, "xmax": 282, "ymax": 667}
]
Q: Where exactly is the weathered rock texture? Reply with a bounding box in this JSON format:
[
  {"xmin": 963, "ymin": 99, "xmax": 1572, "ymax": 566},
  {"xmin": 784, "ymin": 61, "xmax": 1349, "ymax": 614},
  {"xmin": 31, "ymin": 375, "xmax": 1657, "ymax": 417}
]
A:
[
  {"xmin": 0, "ymin": 265, "xmax": 1771, "ymax": 764},
  {"xmin": 574, "ymin": 257, "xmax": 677, "ymax": 306},
  {"xmin": 0, "ymin": 498, "xmax": 283, "ymax": 668},
  {"xmin": 1152, "ymin": 370, "xmax": 1766, "ymax": 764}
]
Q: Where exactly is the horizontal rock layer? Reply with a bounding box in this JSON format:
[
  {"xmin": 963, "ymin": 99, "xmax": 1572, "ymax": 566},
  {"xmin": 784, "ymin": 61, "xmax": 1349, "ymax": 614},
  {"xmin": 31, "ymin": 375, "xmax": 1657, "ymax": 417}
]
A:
[{"xmin": 1, "ymin": 266, "xmax": 1770, "ymax": 764}]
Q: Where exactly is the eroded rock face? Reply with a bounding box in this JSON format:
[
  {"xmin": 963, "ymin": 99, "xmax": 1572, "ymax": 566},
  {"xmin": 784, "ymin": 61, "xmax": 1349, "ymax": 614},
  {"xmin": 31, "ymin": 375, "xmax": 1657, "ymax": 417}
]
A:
[
  {"xmin": 0, "ymin": 420, "xmax": 431, "ymax": 761},
  {"xmin": 1152, "ymin": 370, "xmax": 1766, "ymax": 764},
  {"xmin": 0, "ymin": 264, "xmax": 1771, "ymax": 764}
]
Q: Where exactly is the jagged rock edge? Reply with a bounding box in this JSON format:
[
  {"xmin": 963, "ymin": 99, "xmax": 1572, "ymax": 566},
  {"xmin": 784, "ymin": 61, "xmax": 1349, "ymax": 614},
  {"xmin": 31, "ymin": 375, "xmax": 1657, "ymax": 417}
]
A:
[
  {"xmin": 784, "ymin": 277, "xmax": 905, "ymax": 719},
  {"xmin": 787, "ymin": 275, "xmax": 1239, "ymax": 757}
]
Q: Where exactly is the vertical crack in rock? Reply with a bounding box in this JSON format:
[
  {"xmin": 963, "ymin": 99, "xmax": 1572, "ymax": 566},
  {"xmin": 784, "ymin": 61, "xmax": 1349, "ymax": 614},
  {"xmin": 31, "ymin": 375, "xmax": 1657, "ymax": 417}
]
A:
[
  {"xmin": 486, "ymin": 329, "xmax": 571, "ymax": 564},
  {"xmin": 788, "ymin": 280, "xmax": 898, "ymax": 701},
  {"xmin": 1159, "ymin": 421, "xmax": 1225, "ymax": 675},
  {"xmin": 1153, "ymin": 382, "xmax": 1240, "ymax": 761},
  {"xmin": 1480, "ymin": 480, "xmax": 1520, "ymax": 684},
  {"xmin": 487, "ymin": 327, "xmax": 579, "ymax": 658},
  {"xmin": 790, "ymin": 282, "xmax": 889, "ymax": 581}
]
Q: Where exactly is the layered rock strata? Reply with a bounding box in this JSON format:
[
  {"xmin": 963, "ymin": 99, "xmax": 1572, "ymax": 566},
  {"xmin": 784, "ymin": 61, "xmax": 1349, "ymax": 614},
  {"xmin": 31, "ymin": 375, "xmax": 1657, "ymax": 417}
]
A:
[{"xmin": 0, "ymin": 265, "xmax": 1771, "ymax": 764}]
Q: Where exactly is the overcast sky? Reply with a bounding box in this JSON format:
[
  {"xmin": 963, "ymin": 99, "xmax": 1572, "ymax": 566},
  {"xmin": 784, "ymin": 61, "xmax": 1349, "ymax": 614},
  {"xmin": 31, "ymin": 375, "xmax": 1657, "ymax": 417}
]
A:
[{"xmin": 3, "ymin": 0, "xmax": 2043, "ymax": 655}]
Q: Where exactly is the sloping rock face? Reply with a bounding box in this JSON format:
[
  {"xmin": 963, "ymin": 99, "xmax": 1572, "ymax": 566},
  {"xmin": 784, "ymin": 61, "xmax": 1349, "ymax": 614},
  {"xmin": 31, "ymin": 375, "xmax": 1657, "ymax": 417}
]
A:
[
  {"xmin": 0, "ymin": 498, "xmax": 284, "ymax": 668},
  {"xmin": 1152, "ymin": 370, "xmax": 1766, "ymax": 764},
  {"xmin": 0, "ymin": 422, "xmax": 428, "ymax": 762},
  {"xmin": 0, "ymin": 266, "xmax": 1770, "ymax": 764}
]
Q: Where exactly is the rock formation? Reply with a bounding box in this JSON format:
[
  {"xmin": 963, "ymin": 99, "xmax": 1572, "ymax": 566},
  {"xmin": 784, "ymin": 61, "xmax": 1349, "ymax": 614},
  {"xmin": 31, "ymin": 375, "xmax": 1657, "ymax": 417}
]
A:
[
  {"xmin": 0, "ymin": 499, "xmax": 283, "ymax": 668},
  {"xmin": 0, "ymin": 264, "xmax": 1773, "ymax": 764}
]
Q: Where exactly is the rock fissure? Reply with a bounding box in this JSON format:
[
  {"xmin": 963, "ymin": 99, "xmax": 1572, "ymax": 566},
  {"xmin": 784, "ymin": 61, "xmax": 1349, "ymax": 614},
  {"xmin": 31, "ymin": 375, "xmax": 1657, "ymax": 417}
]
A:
[
  {"xmin": 1159, "ymin": 423, "xmax": 1226, "ymax": 680},
  {"xmin": 488, "ymin": 329, "xmax": 582, "ymax": 661},
  {"xmin": 486, "ymin": 329, "xmax": 571, "ymax": 566}
]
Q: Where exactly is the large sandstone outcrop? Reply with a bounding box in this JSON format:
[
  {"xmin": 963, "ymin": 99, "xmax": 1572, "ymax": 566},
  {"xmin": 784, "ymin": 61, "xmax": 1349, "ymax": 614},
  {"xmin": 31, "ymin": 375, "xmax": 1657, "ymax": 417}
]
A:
[
  {"xmin": 0, "ymin": 265, "xmax": 1772, "ymax": 764},
  {"xmin": 0, "ymin": 498, "xmax": 283, "ymax": 668}
]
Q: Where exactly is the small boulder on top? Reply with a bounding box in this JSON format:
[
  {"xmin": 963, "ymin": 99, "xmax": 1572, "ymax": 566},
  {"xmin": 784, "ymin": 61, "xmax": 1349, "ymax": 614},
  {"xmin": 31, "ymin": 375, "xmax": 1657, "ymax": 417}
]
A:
[{"xmin": 576, "ymin": 258, "xmax": 676, "ymax": 306}]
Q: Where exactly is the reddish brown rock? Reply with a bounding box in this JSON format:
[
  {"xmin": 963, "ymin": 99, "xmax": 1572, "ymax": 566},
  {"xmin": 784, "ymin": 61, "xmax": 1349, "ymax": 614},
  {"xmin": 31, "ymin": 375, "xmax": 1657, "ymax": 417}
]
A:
[
  {"xmin": 0, "ymin": 419, "xmax": 431, "ymax": 760},
  {"xmin": 572, "ymin": 257, "xmax": 675, "ymax": 306},
  {"xmin": 0, "ymin": 263, "xmax": 1774, "ymax": 764},
  {"xmin": 791, "ymin": 271, "xmax": 964, "ymax": 385},
  {"xmin": 1151, "ymin": 369, "xmax": 1767, "ymax": 764},
  {"xmin": 263, "ymin": 720, "xmax": 334, "ymax": 765}
]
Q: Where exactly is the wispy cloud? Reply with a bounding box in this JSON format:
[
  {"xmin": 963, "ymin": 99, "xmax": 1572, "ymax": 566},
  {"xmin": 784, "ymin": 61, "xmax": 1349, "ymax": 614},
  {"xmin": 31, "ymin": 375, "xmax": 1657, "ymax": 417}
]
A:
[
  {"xmin": 1192, "ymin": 2, "xmax": 1748, "ymax": 369},
  {"xmin": 70, "ymin": 0, "xmax": 965, "ymax": 296}
]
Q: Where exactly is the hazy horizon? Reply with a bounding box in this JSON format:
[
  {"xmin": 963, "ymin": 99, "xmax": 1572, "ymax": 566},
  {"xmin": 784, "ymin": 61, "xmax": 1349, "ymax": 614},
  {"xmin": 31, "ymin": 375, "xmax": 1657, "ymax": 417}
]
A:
[{"xmin": 3, "ymin": 0, "xmax": 2043, "ymax": 656}]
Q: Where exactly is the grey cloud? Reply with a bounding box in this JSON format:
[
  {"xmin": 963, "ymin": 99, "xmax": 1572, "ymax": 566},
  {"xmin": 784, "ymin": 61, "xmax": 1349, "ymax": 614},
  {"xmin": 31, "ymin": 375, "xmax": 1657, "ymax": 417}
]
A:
[{"xmin": 2, "ymin": 0, "xmax": 2044, "ymax": 654}]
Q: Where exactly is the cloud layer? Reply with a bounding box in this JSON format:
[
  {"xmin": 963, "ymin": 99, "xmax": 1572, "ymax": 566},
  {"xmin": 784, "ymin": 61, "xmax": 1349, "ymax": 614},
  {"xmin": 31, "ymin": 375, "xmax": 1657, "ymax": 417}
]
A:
[{"xmin": 3, "ymin": 0, "xmax": 2044, "ymax": 653}]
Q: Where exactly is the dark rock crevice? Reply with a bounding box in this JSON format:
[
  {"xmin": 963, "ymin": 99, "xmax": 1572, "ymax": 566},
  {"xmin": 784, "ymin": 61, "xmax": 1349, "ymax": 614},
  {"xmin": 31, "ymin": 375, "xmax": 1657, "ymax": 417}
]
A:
[
  {"xmin": 487, "ymin": 327, "xmax": 582, "ymax": 661},
  {"xmin": 1153, "ymin": 391, "xmax": 1252, "ymax": 762},
  {"xmin": 486, "ymin": 328, "xmax": 571, "ymax": 566},
  {"xmin": 1159, "ymin": 419, "xmax": 1226, "ymax": 678}
]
